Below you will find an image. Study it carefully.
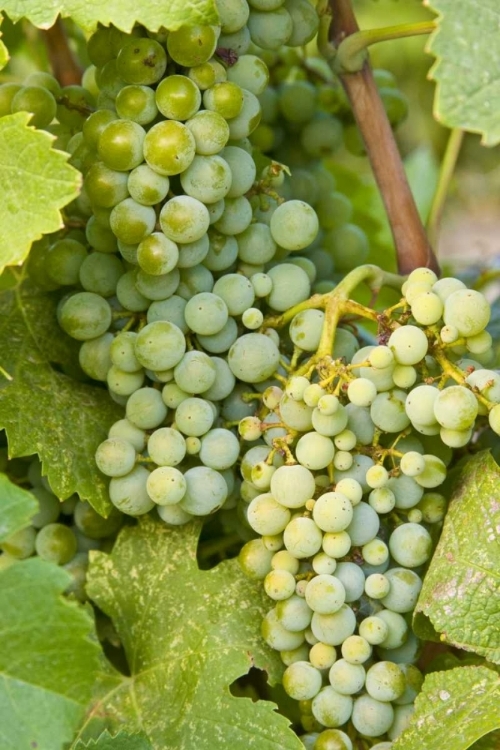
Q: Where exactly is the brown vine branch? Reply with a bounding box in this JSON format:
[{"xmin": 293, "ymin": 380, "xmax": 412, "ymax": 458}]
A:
[
  {"xmin": 42, "ymin": 18, "xmax": 83, "ymax": 87},
  {"xmin": 329, "ymin": 0, "xmax": 439, "ymax": 275}
]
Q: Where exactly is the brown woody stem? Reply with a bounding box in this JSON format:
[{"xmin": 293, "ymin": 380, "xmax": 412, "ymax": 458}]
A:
[
  {"xmin": 330, "ymin": 0, "xmax": 439, "ymax": 275},
  {"xmin": 43, "ymin": 18, "xmax": 83, "ymax": 86}
]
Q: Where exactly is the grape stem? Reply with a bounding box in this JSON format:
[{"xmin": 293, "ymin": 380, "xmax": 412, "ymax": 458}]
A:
[
  {"xmin": 42, "ymin": 18, "xmax": 83, "ymax": 86},
  {"xmin": 427, "ymin": 128, "xmax": 464, "ymax": 248},
  {"xmin": 336, "ymin": 21, "xmax": 436, "ymax": 73},
  {"xmin": 328, "ymin": 0, "xmax": 440, "ymax": 275}
]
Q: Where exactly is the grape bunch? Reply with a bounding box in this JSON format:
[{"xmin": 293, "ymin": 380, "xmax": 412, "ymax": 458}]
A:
[{"xmin": 236, "ymin": 266, "xmax": 498, "ymax": 747}]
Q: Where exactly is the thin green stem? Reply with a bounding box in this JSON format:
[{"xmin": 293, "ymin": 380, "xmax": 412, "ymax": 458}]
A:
[
  {"xmin": 0, "ymin": 364, "xmax": 13, "ymax": 381},
  {"xmin": 427, "ymin": 128, "xmax": 464, "ymax": 248},
  {"xmin": 336, "ymin": 21, "xmax": 436, "ymax": 73}
]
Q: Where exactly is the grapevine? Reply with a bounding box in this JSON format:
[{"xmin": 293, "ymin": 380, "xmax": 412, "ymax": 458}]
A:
[{"xmin": 0, "ymin": 1, "xmax": 499, "ymax": 749}]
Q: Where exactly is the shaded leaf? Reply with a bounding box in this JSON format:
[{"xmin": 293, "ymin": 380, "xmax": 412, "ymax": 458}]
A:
[
  {"xmin": 414, "ymin": 451, "xmax": 500, "ymax": 663},
  {"xmin": 471, "ymin": 729, "xmax": 500, "ymax": 750},
  {"xmin": 0, "ymin": 558, "xmax": 101, "ymax": 750},
  {"xmin": 0, "ymin": 472, "xmax": 38, "ymax": 542},
  {"xmin": 74, "ymin": 729, "xmax": 152, "ymax": 750},
  {"xmin": 85, "ymin": 516, "xmax": 302, "ymax": 750},
  {"xmin": 0, "ymin": 16, "xmax": 9, "ymax": 70},
  {"xmin": 392, "ymin": 666, "xmax": 500, "ymax": 750},
  {"xmin": 0, "ymin": 277, "xmax": 122, "ymax": 514},
  {"xmin": 426, "ymin": 0, "xmax": 500, "ymax": 146},
  {"xmin": 0, "ymin": 0, "xmax": 218, "ymax": 32},
  {"xmin": 0, "ymin": 113, "xmax": 80, "ymax": 274}
]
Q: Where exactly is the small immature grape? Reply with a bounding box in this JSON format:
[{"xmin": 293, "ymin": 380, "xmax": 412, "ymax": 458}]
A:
[
  {"xmin": 410, "ymin": 291, "xmax": 444, "ymax": 325},
  {"xmin": 358, "ymin": 616, "xmax": 389, "ymax": 645},
  {"xmin": 317, "ymin": 394, "xmax": 340, "ymax": 416},
  {"xmin": 242, "ymin": 307, "xmax": 264, "ymax": 329},
  {"xmin": 347, "ymin": 378, "xmax": 377, "ymax": 407},
  {"xmin": 95, "ymin": 438, "xmax": 136, "ymax": 477},
  {"xmin": 440, "ymin": 324, "xmax": 460, "ymax": 344},
  {"xmin": 328, "ymin": 659, "xmax": 365, "ymax": 695},
  {"xmin": 335, "ymin": 478, "xmax": 362, "ymax": 505},
  {"xmin": 366, "ymin": 465, "xmax": 389, "ymax": 489},
  {"xmin": 364, "ymin": 573, "xmax": 390, "ymax": 599},
  {"xmin": 309, "ymin": 642, "xmax": 337, "ymax": 670},
  {"xmin": 389, "ymin": 523, "xmax": 432, "ymax": 568},
  {"xmin": 283, "ymin": 661, "xmax": 323, "ymax": 701},
  {"xmin": 368, "ymin": 345, "xmax": 394, "ymax": 369},
  {"xmin": 264, "ymin": 569, "xmax": 296, "ymax": 600},
  {"xmin": 388, "ymin": 325, "xmax": 428, "ymax": 365}
]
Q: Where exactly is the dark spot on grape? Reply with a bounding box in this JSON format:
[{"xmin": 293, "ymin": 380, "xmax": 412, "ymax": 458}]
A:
[{"xmin": 144, "ymin": 54, "xmax": 156, "ymax": 68}]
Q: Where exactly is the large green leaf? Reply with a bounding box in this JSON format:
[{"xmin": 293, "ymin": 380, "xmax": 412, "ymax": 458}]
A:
[
  {"xmin": 0, "ymin": 113, "xmax": 80, "ymax": 275},
  {"xmin": 74, "ymin": 730, "xmax": 153, "ymax": 749},
  {"xmin": 0, "ymin": 558, "xmax": 101, "ymax": 750},
  {"xmin": 414, "ymin": 451, "xmax": 500, "ymax": 663},
  {"xmin": 0, "ymin": 472, "xmax": 38, "ymax": 542},
  {"xmin": 0, "ymin": 276, "xmax": 122, "ymax": 514},
  {"xmin": 84, "ymin": 517, "xmax": 303, "ymax": 750},
  {"xmin": 427, "ymin": 0, "xmax": 500, "ymax": 146},
  {"xmin": 392, "ymin": 666, "xmax": 500, "ymax": 750},
  {"xmin": 471, "ymin": 730, "xmax": 500, "ymax": 750},
  {"xmin": 0, "ymin": 0, "xmax": 218, "ymax": 32}
]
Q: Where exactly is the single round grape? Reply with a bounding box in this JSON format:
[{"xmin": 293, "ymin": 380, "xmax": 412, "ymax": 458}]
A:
[
  {"xmin": 358, "ymin": 615, "xmax": 389, "ymax": 646},
  {"xmin": 311, "ymin": 686, "xmax": 353, "ymax": 729},
  {"xmin": 199, "ymin": 428, "xmax": 240, "ymax": 471},
  {"xmin": 157, "ymin": 502, "xmax": 192, "ymax": 526},
  {"xmin": 107, "ymin": 366, "xmax": 142, "ymax": 398},
  {"xmin": 368, "ymin": 346, "xmax": 394, "ymax": 369},
  {"xmin": 270, "ymin": 200, "xmax": 319, "ymax": 251},
  {"xmin": 370, "ymin": 390, "xmax": 410, "ymax": 433},
  {"xmin": 110, "ymin": 198, "xmax": 156, "ymax": 245},
  {"xmin": 159, "ymin": 195, "xmax": 210, "ymax": 243},
  {"xmin": 202, "ymin": 357, "xmax": 236, "ymax": 401},
  {"xmin": 156, "ymin": 74, "xmax": 202, "ymax": 121},
  {"xmin": 128, "ymin": 164, "xmax": 170, "ymax": 206},
  {"xmin": 108, "ymin": 465, "xmax": 154, "ymax": 516},
  {"xmin": 116, "ymin": 38, "xmax": 167, "ymax": 85},
  {"xmin": 466, "ymin": 330, "xmax": 493, "ymax": 355},
  {"xmin": 283, "ymin": 661, "xmax": 323, "ymax": 701},
  {"xmin": 248, "ymin": 7, "xmax": 293, "ymax": 49},
  {"xmin": 126, "ymin": 387, "xmax": 167, "ymax": 430},
  {"xmin": 351, "ymin": 695, "xmax": 394, "ymax": 738},
  {"xmin": 59, "ymin": 292, "xmax": 111, "ymax": 341},
  {"xmin": 239, "ymin": 538, "xmax": 274, "ymax": 579},
  {"xmin": 366, "ymin": 465, "xmax": 389, "ymax": 489},
  {"xmin": 368, "ymin": 487, "xmax": 395, "ymax": 514},
  {"xmin": 410, "ymin": 291, "xmax": 444, "ymax": 325},
  {"xmin": 147, "ymin": 428, "xmax": 186, "ymax": 467},
  {"xmin": 79, "ymin": 252, "xmax": 124, "ymax": 298},
  {"xmin": 380, "ymin": 568, "xmax": 422, "ymax": 613},
  {"xmin": 46, "ymin": 238, "xmax": 87, "ymax": 286},
  {"xmin": 146, "ymin": 466, "xmax": 187, "ymax": 505},
  {"xmin": 97, "ymin": 120, "xmax": 145, "ymax": 172},
  {"xmin": 227, "ymin": 88, "xmax": 262, "ymax": 139},
  {"xmin": 388, "ymin": 325, "xmax": 428, "ymax": 365},
  {"xmin": 389, "ymin": 523, "xmax": 432, "ymax": 568},
  {"xmin": 362, "ymin": 539, "xmax": 388, "ymax": 567},
  {"xmin": 222, "ymin": 145, "xmax": 257, "ymax": 198},
  {"xmin": 335, "ymin": 478, "xmax": 362, "ymax": 505},
  {"xmin": 35, "ymin": 524, "xmax": 77, "ymax": 565},
  {"xmin": 84, "ymin": 162, "xmax": 129, "ymax": 209},
  {"xmin": 443, "ymin": 289, "xmax": 490, "ymax": 337},
  {"xmin": 295, "ymin": 432, "xmax": 335, "ymax": 471},
  {"xmin": 272, "ymin": 549, "xmax": 300, "ymax": 574},
  {"xmin": 346, "ymin": 502, "xmax": 380, "ymax": 546},
  {"xmin": 347, "ymin": 378, "xmax": 378, "ymax": 407},
  {"xmin": 186, "ymin": 109, "xmax": 231, "ymax": 155},
  {"xmin": 11, "ymin": 85, "xmax": 56, "ymax": 128},
  {"xmin": 405, "ymin": 384, "xmax": 439, "ymax": 427},
  {"xmin": 312, "ymin": 405, "xmax": 349, "ymax": 438},
  {"xmin": 144, "ymin": 120, "xmax": 196, "ymax": 177},
  {"xmin": 364, "ymin": 574, "xmax": 390, "ymax": 599},
  {"xmin": 270, "ymin": 465, "xmax": 316, "ymax": 509},
  {"xmin": 137, "ymin": 233, "xmax": 179, "ymax": 276},
  {"xmin": 289, "ymin": 309, "xmax": 324, "ymax": 352},
  {"xmin": 312, "ymin": 552, "xmax": 337, "ymax": 576},
  {"xmin": 400, "ymin": 451, "xmax": 426, "ymax": 477},
  {"xmin": 261, "ymin": 608, "xmax": 305, "ymax": 651},
  {"xmin": 228, "ymin": 333, "xmax": 280, "ymax": 383},
  {"xmin": 322, "ymin": 531, "xmax": 351, "ymax": 559},
  {"xmin": 312, "ymin": 492, "xmax": 353, "ymax": 533},
  {"xmin": 1, "ymin": 526, "xmax": 36, "ymax": 559},
  {"xmin": 180, "ymin": 154, "xmax": 232, "ymax": 204},
  {"xmin": 328, "ymin": 658, "xmax": 365, "ymax": 695},
  {"xmin": 175, "ymin": 397, "xmax": 215, "ymax": 436},
  {"xmin": 433, "ymin": 385, "xmax": 478, "ymax": 430},
  {"xmin": 334, "ymin": 562, "xmax": 365, "ymax": 603},
  {"xmin": 364, "ymin": 662, "xmax": 405, "ymax": 706},
  {"xmin": 135, "ymin": 321, "xmax": 186, "ymax": 371},
  {"xmin": 115, "ymin": 84, "xmax": 158, "ymax": 125},
  {"xmin": 247, "ymin": 493, "xmax": 291, "ymax": 535},
  {"xmin": 203, "ymin": 81, "xmax": 244, "ymax": 119},
  {"xmin": 264, "ymin": 569, "xmax": 297, "ymax": 601},
  {"xmin": 414, "ymin": 454, "xmax": 447, "ymax": 489},
  {"xmin": 179, "ymin": 466, "xmax": 228, "ymax": 516},
  {"xmin": 95, "ymin": 437, "xmax": 136, "ymax": 477},
  {"xmin": 284, "ymin": 517, "xmax": 323, "ymax": 559},
  {"xmin": 167, "ymin": 25, "xmax": 218, "ymax": 67},
  {"xmin": 311, "ymin": 604, "xmax": 357, "ymax": 647},
  {"xmin": 276, "ymin": 594, "xmax": 313, "ymax": 631},
  {"xmin": 305, "ymin": 574, "xmax": 346, "ymax": 615},
  {"xmin": 184, "ymin": 292, "xmax": 229, "ymax": 336}
]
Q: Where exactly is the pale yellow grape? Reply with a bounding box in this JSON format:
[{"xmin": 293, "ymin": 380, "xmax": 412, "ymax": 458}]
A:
[
  {"xmin": 440, "ymin": 426, "xmax": 473, "ymax": 448},
  {"xmin": 270, "ymin": 464, "xmax": 316, "ymax": 508},
  {"xmin": 440, "ymin": 324, "xmax": 459, "ymax": 344},
  {"xmin": 443, "ymin": 289, "xmax": 490, "ymax": 337},
  {"xmin": 247, "ymin": 493, "xmax": 291, "ymax": 535},
  {"xmin": 284, "ymin": 517, "xmax": 323, "ymax": 558},
  {"xmin": 410, "ymin": 291, "xmax": 443, "ymax": 325},
  {"xmin": 309, "ymin": 642, "xmax": 337, "ymax": 670},
  {"xmin": 432, "ymin": 276, "xmax": 466, "ymax": 302},
  {"xmin": 406, "ymin": 267, "xmax": 438, "ymax": 287},
  {"xmin": 433, "ymin": 385, "xmax": 478, "ymax": 430},
  {"xmin": 466, "ymin": 330, "xmax": 492, "ymax": 354},
  {"xmin": 392, "ymin": 365, "xmax": 417, "ymax": 389},
  {"xmin": 414, "ymin": 454, "xmax": 447, "ymax": 489},
  {"xmin": 322, "ymin": 531, "xmax": 351, "ymax": 558},
  {"xmin": 388, "ymin": 325, "xmax": 428, "ymax": 365}
]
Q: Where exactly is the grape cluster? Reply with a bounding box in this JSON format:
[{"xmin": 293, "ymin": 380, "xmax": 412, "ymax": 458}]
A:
[
  {"xmin": 237, "ymin": 266, "xmax": 498, "ymax": 746},
  {"xmin": 0, "ymin": 454, "xmax": 122, "ymax": 603}
]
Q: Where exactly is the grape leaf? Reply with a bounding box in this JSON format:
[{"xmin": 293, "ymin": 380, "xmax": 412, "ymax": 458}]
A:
[
  {"xmin": 426, "ymin": 0, "xmax": 500, "ymax": 146},
  {"xmin": 471, "ymin": 729, "xmax": 500, "ymax": 750},
  {"xmin": 85, "ymin": 517, "xmax": 303, "ymax": 750},
  {"xmin": 0, "ymin": 472, "xmax": 38, "ymax": 542},
  {"xmin": 392, "ymin": 666, "xmax": 500, "ymax": 750},
  {"xmin": 0, "ymin": 276, "xmax": 122, "ymax": 515},
  {"xmin": 74, "ymin": 730, "xmax": 153, "ymax": 749},
  {"xmin": 0, "ymin": 0, "xmax": 218, "ymax": 32},
  {"xmin": 0, "ymin": 113, "xmax": 80, "ymax": 275},
  {"xmin": 414, "ymin": 451, "xmax": 500, "ymax": 663},
  {"xmin": 0, "ymin": 558, "xmax": 101, "ymax": 750},
  {"xmin": 0, "ymin": 17, "xmax": 9, "ymax": 70}
]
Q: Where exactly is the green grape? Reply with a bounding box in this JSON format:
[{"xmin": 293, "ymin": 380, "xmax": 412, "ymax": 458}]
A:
[
  {"xmin": 203, "ymin": 81, "xmax": 245, "ymax": 119},
  {"xmin": 197, "ymin": 317, "xmax": 239, "ymax": 353},
  {"xmin": 264, "ymin": 568, "xmax": 296, "ymax": 600},
  {"xmin": 239, "ymin": 538, "xmax": 274, "ymax": 579},
  {"xmin": 107, "ymin": 365, "xmax": 144, "ymax": 396},
  {"xmin": 368, "ymin": 346, "xmax": 394, "ymax": 369},
  {"xmin": 73, "ymin": 501, "xmax": 122, "ymax": 539},
  {"xmin": 97, "ymin": 120, "xmax": 145, "ymax": 172},
  {"xmin": 63, "ymin": 551, "xmax": 89, "ymax": 601},
  {"xmin": 248, "ymin": 8, "xmax": 293, "ymax": 49},
  {"xmin": 388, "ymin": 325, "xmax": 428, "ymax": 365},
  {"xmin": 30, "ymin": 486, "xmax": 60, "ymax": 528},
  {"xmin": 443, "ymin": 289, "xmax": 490, "ymax": 337},
  {"xmin": 312, "ymin": 552, "xmax": 337, "ymax": 576},
  {"xmin": 489, "ymin": 403, "xmax": 500, "ymax": 436},
  {"xmin": 0, "ymin": 82, "xmax": 22, "ymax": 116},
  {"xmin": 157, "ymin": 502, "xmax": 192, "ymax": 526},
  {"xmin": 222, "ymin": 146, "xmax": 257, "ymax": 197},
  {"xmin": 228, "ymin": 332, "xmax": 280, "ymax": 383},
  {"xmin": 311, "ymin": 686, "xmax": 353, "ymax": 728},
  {"xmin": 358, "ymin": 615, "xmax": 389, "ymax": 646},
  {"xmin": 95, "ymin": 437, "xmax": 136, "ymax": 477},
  {"xmin": 387, "ymin": 704, "xmax": 415, "ymax": 741},
  {"xmin": 115, "ymin": 84, "xmax": 158, "ymax": 124},
  {"xmin": 107, "ymin": 422, "xmax": 144, "ymax": 458},
  {"xmin": 392, "ymin": 365, "xmax": 417, "ymax": 389},
  {"xmin": 262, "ymin": 607, "xmax": 305, "ymax": 651},
  {"xmin": 236, "ymin": 223, "xmax": 277, "ymax": 265},
  {"xmin": 432, "ymin": 276, "xmax": 466, "ymax": 302},
  {"xmin": 276, "ymin": 594, "xmax": 312, "ymax": 631},
  {"xmin": 116, "ymin": 270, "xmax": 149, "ymax": 311},
  {"xmin": 167, "ymin": 25, "xmax": 218, "ymax": 67},
  {"xmin": 110, "ymin": 198, "xmax": 156, "ymax": 245},
  {"xmin": 134, "ymin": 321, "xmax": 186, "ymax": 371},
  {"xmin": 179, "ymin": 466, "xmax": 228, "ymax": 515},
  {"xmin": 186, "ymin": 110, "xmax": 230, "ymax": 155},
  {"xmin": 135, "ymin": 267, "xmax": 180, "ymax": 301},
  {"xmin": 364, "ymin": 573, "xmax": 390, "ymax": 599},
  {"xmin": 147, "ymin": 295, "xmax": 187, "ymax": 332},
  {"xmin": 85, "ymin": 217, "xmax": 119, "ymax": 254},
  {"xmin": 247, "ymin": 493, "xmax": 291, "ymax": 535},
  {"xmin": 82, "ymin": 110, "xmax": 117, "ymax": 151},
  {"xmin": 46, "ymin": 238, "xmax": 87, "ymax": 286},
  {"xmin": 199, "ymin": 428, "xmax": 240, "ymax": 470},
  {"xmin": 413, "ymin": 454, "xmax": 447, "ymax": 489},
  {"xmin": 410, "ymin": 291, "xmax": 444, "ymax": 325},
  {"xmin": 362, "ymin": 539, "xmax": 388, "ymax": 566},
  {"xmin": 57, "ymin": 85, "xmax": 94, "ymax": 129},
  {"xmin": 176, "ymin": 235, "xmax": 210, "ymax": 269},
  {"xmin": 405, "ymin": 384, "xmax": 439, "ymax": 427},
  {"xmin": 309, "ymin": 643, "xmax": 337, "ymax": 671},
  {"xmin": 295, "ymin": 432, "xmax": 335, "ymax": 471},
  {"xmin": 285, "ymin": 0, "xmax": 320, "ymax": 46},
  {"xmin": 433, "ymin": 385, "xmax": 478, "ymax": 430},
  {"xmin": 345, "ymin": 502, "xmax": 379, "ymax": 546},
  {"xmin": 279, "ymin": 394, "xmax": 314, "ymax": 432},
  {"xmin": 218, "ymin": 25, "xmax": 251, "ymax": 54},
  {"xmin": 312, "ymin": 491, "xmax": 353, "ymax": 533},
  {"xmin": 211, "ymin": 274, "xmax": 255, "ymax": 316},
  {"xmin": 1, "ymin": 526, "xmax": 36, "ymax": 559},
  {"xmin": 175, "ymin": 397, "xmax": 215, "ymax": 436},
  {"xmin": 174, "ymin": 350, "xmax": 217, "ymax": 393},
  {"xmin": 188, "ymin": 60, "xmax": 225, "ymax": 90},
  {"xmin": 270, "ymin": 465, "xmax": 316, "ymax": 509},
  {"xmin": 380, "ymin": 87, "xmax": 408, "ymax": 126},
  {"xmin": 328, "ymin": 659, "xmax": 365, "ymax": 696},
  {"xmin": 137, "ymin": 233, "xmax": 179, "ymax": 276},
  {"xmin": 305, "ymin": 574, "xmax": 346, "ymax": 615},
  {"xmin": 283, "ymin": 661, "xmax": 323, "ymax": 701},
  {"xmin": 376, "ymin": 609, "xmax": 409, "ymax": 650},
  {"xmin": 312, "ymin": 405, "xmax": 349, "ymax": 438},
  {"xmin": 116, "ymin": 38, "xmax": 167, "ymax": 85},
  {"xmin": 143, "ymin": 120, "xmax": 196, "ymax": 176},
  {"xmin": 370, "ymin": 390, "xmax": 410, "ymax": 433},
  {"xmin": 146, "ymin": 466, "xmax": 187, "ymax": 505},
  {"xmin": 227, "ymin": 55, "xmax": 269, "ymax": 96},
  {"xmin": 335, "ymin": 478, "xmax": 362, "ymax": 505},
  {"xmin": 351, "ymin": 695, "xmax": 394, "ymax": 738},
  {"xmin": 380, "ymin": 568, "xmax": 422, "ymax": 613},
  {"xmin": 159, "ymin": 195, "xmax": 210, "ymax": 243},
  {"xmin": 79, "ymin": 252, "xmax": 124, "ymax": 297},
  {"xmin": 300, "ymin": 114, "xmax": 343, "ymax": 160},
  {"xmin": 394, "ymin": 664, "xmax": 424, "ymax": 706},
  {"xmin": 270, "ymin": 200, "xmax": 319, "ymax": 251},
  {"xmin": 180, "ymin": 154, "xmax": 232, "ymax": 204},
  {"xmin": 109, "ymin": 465, "xmax": 155, "ymax": 515},
  {"xmin": 155, "ymin": 75, "xmax": 201, "ymax": 121},
  {"xmin": 267, "ymin": 263, "xmax": 311, "ymax": 312},
  {"xmin": 216, "ymin": 0, "xmax": 250, "ymax": 32},
  {"xmin": 389, "ymin": 523, "xmax": 432, "ymax": 568},
  {"xmin": 126, "ymin": 386, "xmax": 168, "ymax": 429},
  {"xmin": 466, "ymin": 330, "xmax": 493, "ymax": 355},
  {"xmin": 59, "ymin": 292, "xmax": 111, "ymax": 341},
  {"xmin": 11, "ymin": 85, "xmax": 56, "ymax": 128},
  {"xmin": 334, "ymin": 563, "xmax": 365, "ymax": 603},
  {"xmin": 289, "ymin": 310, "xmax": 324, "ymax": 352},
  {"xmin": 227, "ymin": 89, "xmax": 262, "ymax": 139},
  {"xmin": 368, "ymin": 487, "xmax": 395, "ymax": 514},
  {"xmin": 284, "ymin": 517, "xmax": 323, "ymax": 559},
  {"xmin": 95, "ymin": 59, "xmax": 125, "ymax": 100},
  {"xmin": 147, "ymin": 427, "xmax": 186, "ymax": 467},
  {"xmin": 347, "ymin": 378, "xmax": 377, "ymax": 407},
  {"xmin": 84, "ymin": 162, "xmax": 129, "ymax": 208},
  {"xmin": 203, "ymin": 231, "xmax": 238, "ymax": 272},
  {"xmin": 35, "ymin": 523, "xmax": 77, "ymax": 565}
]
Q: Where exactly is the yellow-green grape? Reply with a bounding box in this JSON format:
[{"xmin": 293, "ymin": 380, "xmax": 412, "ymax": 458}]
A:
[
  {"xmin": 466, "ymin": 330, "xmax": 493, "ymax": 354},
  {"xmin": 410, "ymin": 290, "xmax": 444, "ymax": 325},
  {"xmin": 388, "ymin": 325, "xmax": 428, "ymax": 366},
  {"xmin": 166, "ymin": 25, "xmax": 219, "ymax": 67},
  {"xmin": 322, "ymin": 531, "xmax": 351, "ymax": 559},
  {"xmin": 311, "ymin": 685, "xmax": 353, "ymax": 728},
  {"xmin": 489, "ymin": 403, "xmax": 500, "ymax": 435},
  {"xmin": 1, "ymin": 526, "xmax": 36, "ymax": 559},
  {"xmin": 334, "ymin": 478, "xmax": 362, "ymax": 505},
  {"xmin": 440, "ymin": 427, "xmax": 473, "ymax": 448},
  {"xmin": 143, "ymin": 120, "xmax": 196, "ymax": 176},
  {"xmin": 35, "ymin": 523, "xmax": 77, "ymax": 565},
  {"xmin": 405, "ymin": 267, "xmax": 438, "ymax": 288},
  {"xmin": 366, "ymin": 465, "xmax": 389, "ymax": 489},
  {"xmin": 309, "ymin": 642, "xmax": 337, "ymax": 670},
  {"xmin": 317, "ymin": 394, "xmax": 340, "ymax": 416},
  {"xmin": 368, "ymin": 345, "xmax": 394, "ymax": 369},
  {"xmin": 392, "ymin": 364, "xmax": 417, "ymax": 389},
  {"xmin": 251, "ymin": 461, "xmax": 276, "ymax": 490},
  {"xmin": 312, "ymin": 552, "xmax": 337, "ymax": 576},
  {"xmin": 239, "ymin": 538, "xmax": 274, "ymax": 579},
  {"xmin": 433, "ymin": 385, "xmax": 478, "ymax": 431},
  {"xmin": 362, "ymin": 539, "xmax": 388, "ymax": 566},
  {"xmin": 365, "ymin": 661, "xmax": 406, "ymax": 702},
  {"xmin": 368, "ymin": 487, "xmax": 395, "ymax": 514},
  {"xmin": 262, "ymin": 533, "xmax": 283, "ymax": 552},
  {"xmin": 358, "ymin": 615, "xmax": 389, "ymax": 646},
  {"xmin": 443, "ymin": 289, "xmax": 491, "ymax": 337},
  {"xmin": 364, "ymin": 573, "xmax": 390, "ymax": 599},
  {"xmin": 440, "ymin": 324, "xmax": 460, "ymax": 344}
]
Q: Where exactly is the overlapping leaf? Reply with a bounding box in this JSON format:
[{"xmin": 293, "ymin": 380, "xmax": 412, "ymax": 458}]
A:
[
  {"xmin": 0, "ymin": 0, "xmax": 218, "ymax": 32},
  {"xmin": 393, "ymin": 666, "xmax": 500, "ymax": 750},
  {"xmin": 0, "ymin": 559, "xmax": 101, "ymax": 750},
  {"xmin": 74, "ymin": 730, "xmax": 153, "ymax": 749},
  {"xmin": 0, "ymin": 472, "xmax": 38, "ymax": 541},
  {"xmin": 0, "ymin": 277, "xmax": 122, "ymax": 514},
  {"xmin": 0, "ymin": 113, "xmax": 80, "ymax": 274},
  {"xmin": 426, "ymin": 0, "xmax": 500, "ymax": 145},
  {"xmin": 415, "ymin": 451, "xmax": 500, "ymax": 663},
  {"xmin": 85, "ymin": 517, "xmax": 303, "ymax": 750}
]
